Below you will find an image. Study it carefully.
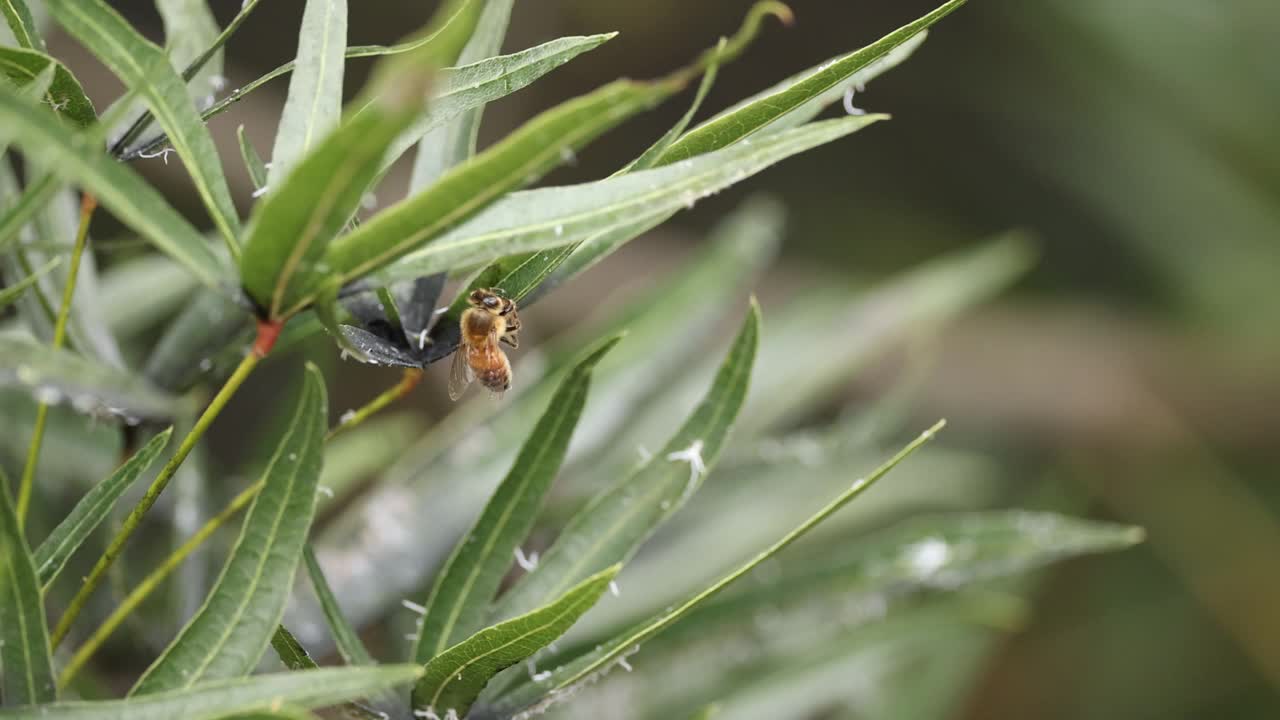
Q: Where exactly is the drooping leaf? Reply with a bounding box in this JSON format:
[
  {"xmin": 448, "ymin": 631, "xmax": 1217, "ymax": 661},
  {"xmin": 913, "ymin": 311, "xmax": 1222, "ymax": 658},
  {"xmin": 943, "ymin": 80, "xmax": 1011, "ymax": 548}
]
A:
[
  {"xmin": 490, "ymin": 422, "xmax": 948, "ymax": 717},
  {"xmin": 269, "ymin": 625, "xmax": 318, "ymax": 672},
  {"xmin": 0, "ymin": 47, "xmax": 95, "ymax": 127},
  {"xmin": 236, "ymin": 126, "xmax": 267, "ymax": 190},
  {"xmin": 412, "ymin": 566, "xmax": 619, "ymax": 718},
  {"xmin": 301, "ymin": 545, "xmax": 374, "ymax": 666},
  {"xmin": 0, "ymin": 0, "xmax": 43, "ymax": 51},
  {"xmin": 413, "ymin": 336, "xmax": 621, "ymax": 662},
  {"xmin": 0, "ymin": 91, "xmax": 230, "ymax": 289},
  {"xmin": 309, "ymin": 76, "xmax": 683, "ymax": 316},
  {"xmin": 44, "ymin": 0, "xmax": 242, "ymax": 253},
  {"xmin": 3, "ymin": 666, "xmax": 423, "ymax": 720},
  {"xmin": 0, "ymin": 256, "xmax": 58, "ymax": 311},
  {"xmin": 491, "ymin": 302, "xmax": 760, "ymax": 621},
  {"xmin": 32, "ymin": 428, "xmax": 172, "ymax": 589},
  {"xmin": 0, "ymin": 337, "xmax": 177, "ymax": 421},
  {"xmin": 0, "ymin": 468, "xmax": 55, "ymax": 706},
  {"xmin": 266, "ymin": 0, "xmax": 347, "ymax": 186},
  {"xmin": 655, "ymin": 0, "xmax": 967, "ymax": 165},
  {"xmin": 367, "ymin": 116, "xmax": 881, "ymax": 296},
  {"xmin": 409, "ymin": 0, "xmax": 514, "ymax": 189},
  {"xmin": 156, "ymin": 0, "xmax": 224, "ymax": 102},
  {"xmin": 131, "ymin": 365, "xmax": 328, "ymax": 695}
]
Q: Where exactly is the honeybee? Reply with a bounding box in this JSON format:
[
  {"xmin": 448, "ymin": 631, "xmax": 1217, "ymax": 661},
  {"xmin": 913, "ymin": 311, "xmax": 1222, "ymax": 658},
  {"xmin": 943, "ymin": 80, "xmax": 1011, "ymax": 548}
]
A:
[{"xmin": 449, "ymin": 288, "xmax": 520, "ymax": 400}]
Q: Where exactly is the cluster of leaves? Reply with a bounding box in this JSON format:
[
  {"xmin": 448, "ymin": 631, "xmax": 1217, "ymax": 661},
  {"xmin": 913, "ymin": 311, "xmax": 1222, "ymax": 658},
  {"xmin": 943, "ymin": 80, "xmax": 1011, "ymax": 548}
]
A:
[{"xmin": 0, "ymin": 1, "xmax": 1143, "ymax": 719}]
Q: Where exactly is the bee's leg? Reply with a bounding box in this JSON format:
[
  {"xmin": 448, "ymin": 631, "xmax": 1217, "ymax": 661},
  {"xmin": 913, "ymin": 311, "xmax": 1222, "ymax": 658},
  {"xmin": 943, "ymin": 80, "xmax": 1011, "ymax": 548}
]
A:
[{"xmin": 500, "ymin": 332, "xmax": 519, "ymax": 349}]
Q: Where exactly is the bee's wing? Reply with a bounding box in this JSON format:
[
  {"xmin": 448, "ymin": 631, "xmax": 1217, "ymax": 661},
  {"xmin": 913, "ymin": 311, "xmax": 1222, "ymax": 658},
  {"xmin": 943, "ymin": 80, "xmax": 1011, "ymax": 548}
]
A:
[{"xmin": 448, "ymin": 345, "xmax": 475, "ymax": 401}]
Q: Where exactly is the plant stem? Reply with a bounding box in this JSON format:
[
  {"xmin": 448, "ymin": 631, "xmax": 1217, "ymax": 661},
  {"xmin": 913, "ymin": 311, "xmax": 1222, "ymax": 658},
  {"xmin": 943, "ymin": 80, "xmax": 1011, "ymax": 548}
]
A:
[
  {"xmin": 16, "ymin": 193, "xmax": 96, "ymax": 530},
  {"xmin": 327, "ymin": 368, "xmax": 423, "ymax": 441},
  {"xmin": 57, "ymin": 480, "xmax": 265, "ymax": 688},
  {"xmin": 49, "ymin": 319, "xmax": 282, "ymax": 648}
]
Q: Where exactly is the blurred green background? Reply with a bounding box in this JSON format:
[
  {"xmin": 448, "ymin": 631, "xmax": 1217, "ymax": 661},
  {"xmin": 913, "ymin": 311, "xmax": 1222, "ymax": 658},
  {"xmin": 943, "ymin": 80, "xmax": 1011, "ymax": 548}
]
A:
[{"xmin": 29, "ymin": 0, "xmax": 1280, "ymax": 717}]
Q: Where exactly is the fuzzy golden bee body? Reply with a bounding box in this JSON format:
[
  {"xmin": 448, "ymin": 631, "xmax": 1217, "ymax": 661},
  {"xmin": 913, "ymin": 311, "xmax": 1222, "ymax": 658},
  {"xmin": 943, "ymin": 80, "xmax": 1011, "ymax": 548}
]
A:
[{"xmin": 449, "ymin": 288, "xmax": 520, "ymax": 400}]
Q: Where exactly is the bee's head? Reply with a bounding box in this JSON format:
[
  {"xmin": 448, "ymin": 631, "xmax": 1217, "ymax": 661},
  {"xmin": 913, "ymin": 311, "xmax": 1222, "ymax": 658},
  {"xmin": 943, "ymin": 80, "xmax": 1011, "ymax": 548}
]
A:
[{"xmin": 469, "ymin": 289, "xmax": 505, "ymax": 313}]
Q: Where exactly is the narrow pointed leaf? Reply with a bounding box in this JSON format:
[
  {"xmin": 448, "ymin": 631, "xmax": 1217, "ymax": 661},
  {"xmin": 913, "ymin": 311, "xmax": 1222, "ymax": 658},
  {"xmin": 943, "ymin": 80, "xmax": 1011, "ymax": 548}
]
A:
[
  {"xmin": 0, "ymin": 47, "xmax": 96, "ymax": 127},
  {"xmin": 44, "ymin": 0, "xmax": 241, "ymax": 250},
  {"xmin": 0, "ymin": 0, "xmax": 43, "ymax": 51},
  {"xmin": 414, "ymin": 336, "xmax": 621, "ymax": 663},
  {"xmin": 0, "ymin": 91, "xmax": 229, "ymax": 288},
  {"xmin": 656, "ymin": 0, "xmax": 966, "ymax": 165},
  {"xmin": 0, "ymin": 257, "xmax": 58, "ymax": 311},
  {"xmin": 0, "ymin": 337, "xmax": 177, "ymax": 421},
  {"xmin": 33, "ymin": 428, "xmax": 172, "ymax": 588},
  {"xmin": 132, "ymin": 365, "xmax": 328, "ymax": 695},
  {"xmin": 311, "ymin": 76, "xmax": 680, "ymax": 314},
  {"xmin": 266, "ymin": 0, "xmax": 346, "ymax": 186},
  {"xmin": 268, "ymin": 625, "xmax": 318, "ymax": 671},
  {"xmin": 156, "ymin": 0, "xmax": 223, "ymax": 102},
  {"xmin": 409, "ymin": 0, "xmax": 514, "ymax": 189},
  {"xmin": 492, "ymin": 422, "xmax": 948, "ymax": 716},
  {"xmin": 240, "ymin": 39, "xmax": 436, "ymax": 320},
  {"xmin": 237, "ymin": 126, "xmax": 267, "ymax": 190},
  {"xmin": 0, "ymin": 470, "xmax": 55, "ymax": 706},
  {"xmin": 3, "ymin": 666, "xmax": 423, "ymax": 720},
  {"xmin": 302, "ymin": 545, "xmax": 373, "ymax": 666},
  {"xmin": 369, "ymin": 116, "xmax": 879, "ymax": 296},
  {"xmin": 492, "ymin": 303, "xmax": 759, "ymax": 621},
  {"xmin": 412, "ymin": 566, "xmax": 619, "ymax": 718},
  {"xmin": 627, "ymin": 40, "xmax": 722, "ymax": 173}
]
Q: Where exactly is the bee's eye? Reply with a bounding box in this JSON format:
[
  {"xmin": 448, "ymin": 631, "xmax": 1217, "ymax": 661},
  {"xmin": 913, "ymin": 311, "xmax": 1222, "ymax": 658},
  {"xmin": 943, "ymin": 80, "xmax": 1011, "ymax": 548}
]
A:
[{"xmin": 484, "ymin": 297, "xmax": 498, "ymax": 308}]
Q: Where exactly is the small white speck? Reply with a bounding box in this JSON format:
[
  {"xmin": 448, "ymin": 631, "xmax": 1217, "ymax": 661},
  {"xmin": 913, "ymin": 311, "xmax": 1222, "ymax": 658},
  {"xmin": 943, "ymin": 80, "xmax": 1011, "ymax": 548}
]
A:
[
  {"xmin": 209, "ymin": 74, "xmax": 227, "ymax": 91},
  {"xmin": 617, "ymin": 657, "xmax": 632, "ymax": 672},
  {"xmin": 636, "ymin": 445, "xmax": 653, "ymax": 463},
  {"xmin": 418, "ymin": 329, "xmax": 430, "ymax": 349},
  {"xmin": 317, "ymin": 486, "xmax": 334, "ymax": 499},
  {"xmin": 361, "ymin": 192, "xmax": 378, "ymax": 210},
  {"xmin": 251, "ymin": 185, "xmax": 269, "ymax": 198},
  {"xmin": 433, "ymin": 307, "xmax": 449, "ymax": 316},
  {"xmin": 288, "ymin": 452, "xmax": 297, "ymax": 461},
  {"xmin": 532, "ymin": 670, "xmax": 552, "ymax": 682},
  {"xmin": 339, "ymin": 409, "xmax": 357, "ymax": 425},
  {"xmin": 907, "ymin": 537, "xmax": 951, "ymax": 577},
  {"xmin": 401, "ymin": 598, "xmax": 427, "ymax": 615},
  {"xmin": 666, "ymin": 439, "xmax": 707, "ymax": 502},
  {"xmin": 137, "ymin": 146, "xmax": 174, "ymax": 164},
  {"xmin": 514, "ymin": 547, "xmax": 539, "ymax": 571},
  {"xmin": 608, "ymin": 580, "xmax": 620, "ymax": 597},
  {"xmin": 553, "ymin": 224, "xmax": 563, "ymax": 237}
]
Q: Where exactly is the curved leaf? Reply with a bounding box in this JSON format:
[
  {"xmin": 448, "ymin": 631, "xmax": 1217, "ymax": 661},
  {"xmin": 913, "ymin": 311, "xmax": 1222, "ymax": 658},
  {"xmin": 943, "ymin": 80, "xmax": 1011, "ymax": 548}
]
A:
[
  {"xmin": 655, "ymin": 0, "xmax": 966, "ymax": 165},
  {"xmin": 413, "ymin": 336, "xmax": 621, "ymax": 663},
  {"xmin": 33, "ymin": 428, "xmax": 172, "ymax": 589},
  {"xmin": 266, "ymin": 0, "xmax": 346, "ymax": 186},
  {"xmin": 132, "ymin": 365, "xmax": 328, "ymax": 695},
  {"xmin": 0, "ymin": 47, "xmax": 95, "ymax": 127},
  {"xmin": 0, "ymin": 337, "xmax": 177, "ymax": 421},
  {"xmin": 0, "ymin": 469, "xmax": 54, "ymax": 706},
  {"xmin": 3, "ymin": 666, "xmax": 422, "ymax": 720},
  {"xmin": 412, "ymin": 566, "xmax": 619, "ymax": 718},
  {"xmin": 368, "ymin": 116, "xmax": 882, "ymax": 292},
  {"xmin": 0, "ymin": 0, "xmax": 43, "ymax": 51},
  {"xmin": 491, "ymin": 422, "xmax": 948, "ymax": 717},
  {"xmin": 0, "ymin": 91, "xmax": 229, "ymax": 289},
  {"xmin": 311, "ymin": 76, "xmax": 680, "ymax": 315},
  {"xmin": 492, "ymin": 302, "xmax": 760, "ymax": 621},
  {"xmin": 44, "ymin": 0, "xmax": 241, "ymax": 252}
]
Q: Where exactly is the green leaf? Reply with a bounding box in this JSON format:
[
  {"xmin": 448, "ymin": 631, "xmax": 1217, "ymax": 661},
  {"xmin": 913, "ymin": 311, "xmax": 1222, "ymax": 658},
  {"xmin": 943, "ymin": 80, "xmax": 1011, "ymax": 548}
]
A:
[
  {"xmin": 237, "ymin": 126, "xmax": 267, "ymax": 191},
  {"xmin": 268, "ymin": 625, "xmax": 318, "ymax": 672},
  {"xmin": 0, "ymin": 468, "xmax": 55, "ymax": 706},
  {"xmin": 131, "ymin": 365, "xmax": 328, "ymax": 695},
  {"xmin": 0, "ymin": 0, "xmax": 44, "ymax": 52},
  {"xmin": 409, "ymin": 0, "xmax": 514, "ymax": 189},
  {"xmin": 492, "ymin": 302, "xmax": 760, "ymax": 621},
  {"xmin": 491, "ymin": 421, "xmax": 947, "ymax": 717},
  {"xmin": 0, "ymin": 47, "xmax": 96, "ymax": 127},
  {"xmin": 369, "ymin": 115, "xmax": 879, "ymax": 293},
  {"xmin": 266, "ymin": 0, "xmax": 346, "ymax": 186},
  {"xmin": 3, "ymin": 666, "xmax": 423, "ymax": 720},
  {"xmin": 44, "ymin": 0, "xmax": 242, "ymax": 253},
  {"xmin": 156, "ymin": 0, "xmax": 223, "ymax": 102},
  {"xmin": 310, "ymin": 76, "xmax": 681, "ymax": 315},
  {"xmin": 213, "ymin": 710, "xmax": 317, "ymax": 720},
  {"xmin": 301, "ymin": 545, "xmax": 374, "ymax": 666},
  {"xmin": 240, "ymin": 48, "xmax": 432, "ymax": 320},
  {"xmin": 0, "ymin": 337, "xmax": 178, "ymax": 421},
  {"xmin": 32, "ymin": 428, "xmax": 172, "ymax": 589},
  {"xmin": 0, "ymin": 91, "xmax": 230, "ymax": 289},
  {"xmin": 413, "ymin": 336, "xmax": 621, "ymax": 663},
  {"xmin": 0, "ymin": 256, "xmax": 58, "ymax": 311},
  {"xmin": 655, "ymin": 0, "xmax": 966, "ymax": 165},
  {"xmin": 411, "ymin": 565, "xmax": 619, "ymax": 718},
  {"xmin": 626, "ymin": 39, "xmax": 722, "ymax": 173}
]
